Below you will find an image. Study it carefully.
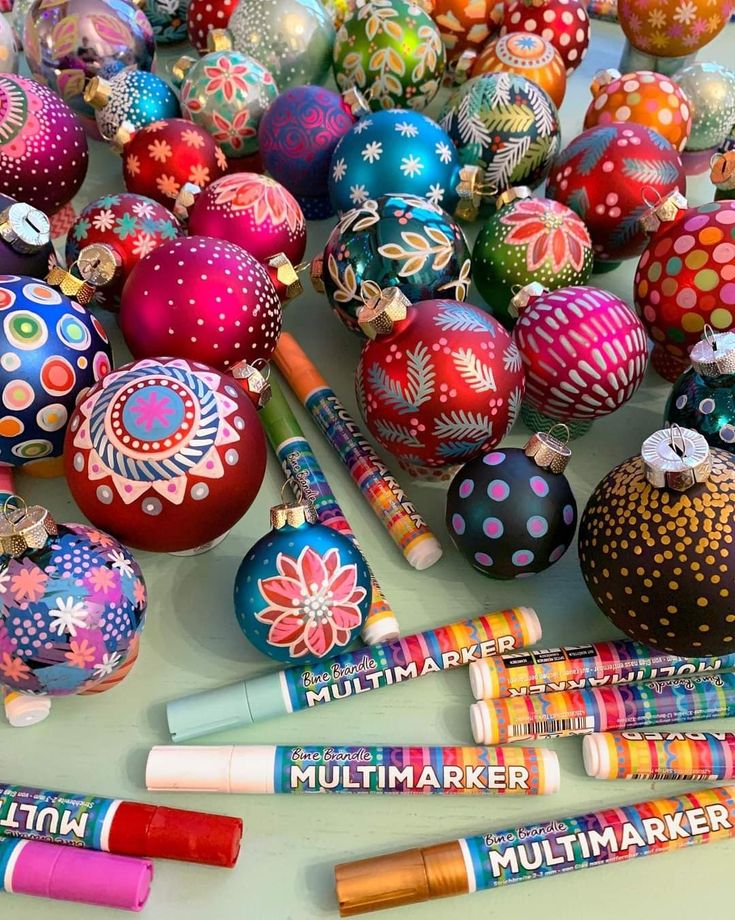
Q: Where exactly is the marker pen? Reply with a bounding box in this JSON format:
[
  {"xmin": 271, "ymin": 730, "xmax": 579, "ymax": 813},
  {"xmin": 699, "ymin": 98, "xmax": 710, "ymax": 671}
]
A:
[
  {"xmin": 0, "ymin": 837, "xmax": 152, "ymax": 911},
  {"xmin": 167, "ymin": 606, "xmax": 542, "ymax": 743},
  {"xmin": 469, "ymin": 639, "xmax": 735, "ymax": 700},
  {"xmin": 470, "ymin": 673, "xmax": 735, "ymax": 744},
  {"xmin": 0, "ymin": 783, "xmax": 242, "ymax": 867},
  {"xmin": 334, "ymin": 785, "xmax": 735, "ymax": 915},
  {"xmin": 583, "ymin": 731, "xmax": 735, "ymax": 781},
  {"xmin": 146, "ymin": 745, "xmax": 560, "ymax": 795}
]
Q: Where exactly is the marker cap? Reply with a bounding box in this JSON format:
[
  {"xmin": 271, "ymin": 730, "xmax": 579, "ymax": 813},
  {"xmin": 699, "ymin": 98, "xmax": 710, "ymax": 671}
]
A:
[
  {"xmin": 582, "ymin": 733, "xmax": 611, "ymax": 779},
  {"xmin": 146, "ymin": 745, "xmax": 277, "ymax": 794},
  {"xmin": 468, "ymin": 659, "xmax": 498, "ymax": 701},
  {"xmin": 469, "ymin": 700, "xmax": 492, "ymax": 745}
]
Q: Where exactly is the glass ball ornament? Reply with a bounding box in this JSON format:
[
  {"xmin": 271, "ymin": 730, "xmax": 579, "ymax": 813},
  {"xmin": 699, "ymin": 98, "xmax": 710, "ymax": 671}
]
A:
[
  {"xmin": 23, "ymin": 0, "xmax": 155, "ymax": 135},
  {"xmin": 446, "ymin": 429, "xmax": 578, "ymax": 579},
  {"xmin": 512, "ymin": 284, "xmax": 648, "ymax": 425},
  {"xmin": 227, "ymin": 0, "xmax": 335, "ymax": 91},
  {"xmin": 634, "ymin": 196, "xmax": 735, "ymax": 382},
  {"xmin": 578, "ymin": 426, "xmax": 735, "ymax": 656},
  {"xmin": 0, "ymin": 74, "xmax": 88, "ymax": 216},
  {"xmin": 65, "ymin": 193, "xmax": 183, "ymax": 309},
  {"xmin": 119, "ymin": 236, "xmax": 282, "ymax": 370},
  {"xmin": 618, "ymin": 0, "xmax": 733, "ymax": 59},
  {"xmin": 355, "ymin": 289, "xmax": 525, "ymax": 475},
  {"xmin": 187, "ymin": 0, "xmax": 235, "ymax": 52},
  {"xmin": 546, "ymin": 123, "xmax": 686, "ymax": 264},
  {"xmin": 64, "ymin": 356, "xmax": 267, "ymax": 554},
  {"xmin": 472, "ymin": 187, "xmax": 593, "ymax": 328},
  {"xmin": 712, "ymin": 151, "xmax": 735, "ymax": 202},
  {"xmin": 674, "ymin": 63, "xmax": 735, "ymax": 154},
  {"xmin": 500, "ymin": 0, "xmax": 589, "ymax": 76},
  {"xmin": 234, "ymin": 497, "xmax": 371, "ymax": 663},
  {"xmin": 333, "ymin": 0, "xmax": 445, "ymax": 111},
  {"xmin": 431, "ymin": 0, "xmax": 501, "ymax": 65},
  {"xmin": 0, "ymin": 14, "xmax": 18, "ymax": 73},
  {"xmin": 439, "ymin": 73, "xmax": 560, "ymax": 197},
  {"xmin": 314, "ymin": 193, "xmax": 472, "ymax": 336},
  {"xmin": 144, "ymin": 0, "xmax": 190, "ymax": 44},
  {"xmin": 471, "ymin": 31, "xmax": 567, "ymax": 108},
  {"xmin": 0, "ymin": 196, "xmax": 54, "ymax": 279},
  {"xmin": 175, "ymin": 41, "xmax": 278, "ymax": 159},
  {"xmin": 84, "ymin": 71, "xmax": 181, "ymax": 143}
]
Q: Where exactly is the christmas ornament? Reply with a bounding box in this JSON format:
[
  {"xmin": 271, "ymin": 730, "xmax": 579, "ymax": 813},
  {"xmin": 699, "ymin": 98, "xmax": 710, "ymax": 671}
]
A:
[
  {"xmin": 519, "ymin": 401, "xmax": 593, "ymax": 440},
  {"xmin": 665, "ymin": 330, "xmax": 735, "ymax": 453},
  {"xmin": 431, "ymin": 0, "xmax": 501, "ymax": 65},
  {"xmin": 634, "ymin": 196, "xmax": 735, "ymax": 382},
  {"xmin": 618, "ymin": 0, "xmax": 733, "ymax": 60},
  {"xmin": 0, "ymin": 265, "xmax": 113, "ymax": 472},
  {"xmin": 587, "ymin": 0, "xmax": 617, "ymax": 21},
  {"xmin": 119, "ymin": 236, "xmax": 282, "ymax": 370},
  {"xmin": 0, "ymin": 14, "xmax": 18, "ymax": 73},
  {"xmin": 333, "ymin": 0, "xmax": 445, "ymax": 111},
  {"xmin": 84, "ymin": 71, "xmax": 181, "ymax": 144},
  {"xmin": 144, "ymin": 0, "xmax": 189, "ymax": 44},
  {"xmin": 513, "ymin": 284, "xmax": 648, "ymax": 424},
  {"xmin": 11, "ymin": 0, "xmax": 33, "ymax": 46},
  {"xmin": 674, "ymin": 63, "xmax": 735, "ymax": 153},
  {"xmin": 471, "ymin": 31, "xmax": 567, "ymax": 108},
  {"xmin": 328, "ymin": 109, "xmax": 480, "ymax": 218},
  {"xmin": 174, "ymin": 35, "xmax": 278, "ymax": 159},
  {"xmin": 546, "ymin": 123, "xmax": 686, "ymax": 263},
  {"xmin": 258, "ymin": 85, "xmax": 364, "ymax": 220},
  {"xmin": 446, "ymin": 428, "xmax": 577, "ymax": 579},
  {"xmin": 472, "ymin": 187, "xmax": 593, "ymax": 328},
  {"xmin": 65, "ymin": 193, "xmax": 183, "ymax": 309},
  {"xmin": 501, "ymin": 0, "xmax": 589, "ymax": 75},
  {"xmin": 64, "ymin": 357, "xmax": 267, "ymax": 554},
  {"xmin": 187, "ymin": 0, "xmax": 235, "ymax": 52},
  {"xmin": 121, "ymin": 118, "xmax": 227, "ymax": 207},
  {"xmin": 0, "ymin": 499, "xmax": 146, "ymax": 726},
  {"xmin": 355, "ymin": 289, "xmax": 525, "ymax": 474},
  {"xmin": 23, "ymin": 0, "xmax": 155, "ymax": 134},
  {"xmin": 234, "ymin": 493, "xmax": 371, "ymax": 663},
  {"xmin": 0, "ymin": 196, "xmax": 53, "ymax": 279},
  {"xmin": 440, "ymin": 73, "xmax": 560, "ymax": 198},
  {"xmin": 313, "ymin": 193, "xmax": 471, "ymax": 336},
  {"xmin": 712, "ymin": 152, "xmax": 735, "ymax": 202},
  {"xmin": 0, "ymin": 74, "xmax": 88, "ymax": 217},
  {"xmin": 578, "ymin": 425, "xmax": 735, "ymax": 656},
  {"xmin": 584, "ymin": 69, "xmax": 692, "ymax": 153},
  {"xmin": 227, "ymin": 0, "xmax": 335, "ymax": 91}
]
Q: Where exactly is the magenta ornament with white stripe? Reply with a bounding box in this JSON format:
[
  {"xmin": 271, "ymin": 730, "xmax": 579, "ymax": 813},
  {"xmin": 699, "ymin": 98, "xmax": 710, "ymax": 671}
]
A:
[{"xmin": 512, "ymin": 285, "xmax": 648, "ymax": 423}]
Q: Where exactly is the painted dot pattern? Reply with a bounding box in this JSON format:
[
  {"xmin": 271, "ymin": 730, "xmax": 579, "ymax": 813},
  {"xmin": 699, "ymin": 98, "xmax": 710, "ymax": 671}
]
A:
[
  {"xmin": 501, "ymin": 0, "xmax": 589, "ymax": 75},
  {"xmin": 675, "ymin": 63, "xmax": 735, "ymax": 153},
  {"xmin": 94, "ymin": 71, "xmax": 180, "ymax": 143},
  {"xmin": 472, "ymin": 31, "xmax": 567, "ymax": 107},
  {"xmin": 666, "ymin": 366, "xmax": 735, "ymax": 456},
  {"xmin": 187, "ymin": 0, "xmax": 236, "ymax": 53}
]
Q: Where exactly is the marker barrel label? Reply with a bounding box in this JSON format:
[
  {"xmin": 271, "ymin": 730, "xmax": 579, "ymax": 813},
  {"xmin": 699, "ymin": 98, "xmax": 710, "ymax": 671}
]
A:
[
  {"xmin": 0, "ymin": 785, "xmax": 116, "ymax": 850},
  {"xmin": 597, "ymin": 731, "xmax": 735, "ymax": 781}
]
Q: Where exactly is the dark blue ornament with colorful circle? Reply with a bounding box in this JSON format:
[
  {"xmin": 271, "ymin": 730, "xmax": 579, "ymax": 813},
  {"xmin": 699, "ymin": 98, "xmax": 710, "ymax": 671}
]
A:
[
  {"xmin": 0, "ymin": 274, "xmax": 112, "ymax": 469},
  {"xmin": 234, "ymin": 498, "xmax": 371, "ymax": 664},
  {"xmin": 446, "ymin": 432, "xmax": 577, "ymax": 580}
]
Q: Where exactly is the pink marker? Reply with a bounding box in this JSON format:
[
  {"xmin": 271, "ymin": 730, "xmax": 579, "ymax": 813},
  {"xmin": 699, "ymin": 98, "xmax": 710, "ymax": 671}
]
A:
[{"xmin": 0, "ymin": 837, "xmax": 152, "ymax": 911}]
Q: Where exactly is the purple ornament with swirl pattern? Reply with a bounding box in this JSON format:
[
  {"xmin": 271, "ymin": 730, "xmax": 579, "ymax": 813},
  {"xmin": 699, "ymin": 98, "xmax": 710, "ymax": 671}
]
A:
[{"xmin": 258, "ymin": 85, "xmax": 358, "ymax": 220}]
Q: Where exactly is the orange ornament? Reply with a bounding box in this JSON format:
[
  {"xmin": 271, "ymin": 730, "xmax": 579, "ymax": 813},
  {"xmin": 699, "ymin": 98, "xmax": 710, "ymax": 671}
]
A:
[
  {"xmin": 472, "ymin": 32, "xmax": 567, "ymax": 108},
  {"xmin": 432, "ymin": 0, "xmax": 503, "ymax": 62},
  {"xmin": 618, "ymin": 0, "xmax": 734, "ymax": 59},
  {"xmin": 584, "ymin": 69, "xmax": 692, "ymax": 152}
]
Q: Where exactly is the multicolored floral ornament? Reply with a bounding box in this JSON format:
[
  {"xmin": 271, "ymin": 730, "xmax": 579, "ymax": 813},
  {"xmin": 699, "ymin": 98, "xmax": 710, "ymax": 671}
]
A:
[{"xmin": 618, "ymin": 0, "xmax": 733, "ymax": 59}]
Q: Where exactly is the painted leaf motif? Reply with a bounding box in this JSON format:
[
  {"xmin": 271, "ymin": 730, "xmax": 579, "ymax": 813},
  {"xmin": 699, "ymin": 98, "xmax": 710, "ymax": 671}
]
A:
[
  {"xmin": 369, "ymin": 49, "xmax": 387, "ymax": 70},
  {"xmin": 361, "ymin": 279, "xmax": 383, "ymax": 302},
  {"xmin": 399, "ymin": 255, "xmax": 427, "ymax": 275},
  {"xmin": 51, "ymin": 17, "xmax": 79, "ymax": 58},
  {"xmin": 405, "ymin": 343, "xmax": 435, "ymax": 408},
  {"xmin": 567, "ymin": 187, "xmax": 590, "ymax": 218},
  {"xmin": 387, "ymin": 48, "xmax": 405, "ymax": 75},
  {"xmin": 572, "ymin": 126, "xmax": 618, "ymax": 175},
  {"xmin": 481, "ymin": 103, "xmax": 534, "ymax": 134},
  {"xmin": 433, "ymin": 410, "xmax": 493, "ymax": 441},
  {"xmin": 425, "ymin": 227, "xmax": 450, "ymax": 246},
  {"xmin": 402, "ymin": 232, "xmax": 430, "ymax": 251},
  {"xmin": 432, "ymin": 248, "xmax": 452, "ymax": 271},
  {"xmin": 384, "ymin": 18, "xmax": 402, "ymax": 40},
  {"xmin": 328, "ymin": 253, "xmax": 359, "ymax": 303},
  {"xmin": 526, "ymin": 84, "xmax": 557, "ymax": 137},
  {"xmin": 367, "ymin": 364, "xmax": 418, "ymax": 415},
  {"xmin": 488, "ymin": 75, "xmax": 512, "ymax": 107},
  {"xmin": 57, "ymin": 69, "xmax": 86, "ymax": 101},
  {"xmin": 485, "ymin": 135, "xmax": 532, "ymax": 189},
  {"xmin": 374, "ymin": 419, "xmax": 423, "ymax": 447},
  {"xmin": 609, "ymin": 205, "xmax": 647, "ymax": 250},
  {"xmin": 91, "ymin": 13, "xmax": 133, "ymax": 44},
  {"xmin": 621, "ymin": 158, "xmax": 680, "ymax": 185},
  {"xmin": 436, "ymin": 440, "xmax": 484, "ymax": 458},
  {"xmin": 342, "ymin": 52, "xmax": 363, "ymax": 69},
  {"xmin": 377, "ymin": 242, "xmax": 407, "ymax": 260},
  {"xmin": 434, "ymin": 305, "xmax": 496, "ymax": 333},
  {"xmin": 452, "ymin": 348, "xmax": 496, "ymax": 392},
  {"xmin": 383, "ymin": 74, "xmax": 403, "ymax": 96}
]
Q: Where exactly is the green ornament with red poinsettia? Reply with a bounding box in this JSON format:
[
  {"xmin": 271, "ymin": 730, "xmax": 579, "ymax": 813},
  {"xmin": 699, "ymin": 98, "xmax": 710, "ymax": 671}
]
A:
[{"xmin": 471, "ymin": 187, "xmax": 594, "ymax": 329}]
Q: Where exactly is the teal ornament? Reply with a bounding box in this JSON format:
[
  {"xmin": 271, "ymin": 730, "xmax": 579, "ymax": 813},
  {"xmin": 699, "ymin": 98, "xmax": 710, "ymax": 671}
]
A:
[
  {"xmin": 87, "ymin": 71, "xmax": 180, "ymax": 143},
  {"xmin": 234, "ymin": 499, "xmax": 371, "ymax": 663},
  {"xmin": 144, "ymin": 0, "xmax": 190, "ymax": 44},
  {"xmin": 665, "ymin": 331, "xmax": 735, "ymax": 453},
  {"xmin": 328, "ymin": 109, "xmax": 473, "ymax": 216},
  {"xmin": 439, "ymin": 72, "xmax": 561, "ymax": 195},
  {"xmin": 674, "ymin": 63, "xmax": 735, "ymax": 153},
  {"xmin": 520, "ymin": 402, "xmax": 592, "ymax": 441},
  {"xmin": 316, "ymin": 193, "xmax": 472, "ymax": 335}
]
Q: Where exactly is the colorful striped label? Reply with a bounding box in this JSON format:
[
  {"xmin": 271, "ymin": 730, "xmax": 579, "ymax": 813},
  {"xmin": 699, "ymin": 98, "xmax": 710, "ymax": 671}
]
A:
[
  {"xmin": 0, "ymin": 784, "xmax": 118, "ymax": 850},
  {"xmin": 600, "ymin": 731, "xmax": 735, "ymax": 780}
]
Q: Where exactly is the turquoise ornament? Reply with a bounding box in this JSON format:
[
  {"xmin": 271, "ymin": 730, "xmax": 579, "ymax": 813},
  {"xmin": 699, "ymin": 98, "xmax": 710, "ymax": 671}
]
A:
[
  {"xmin": 86, "ymin": 71, "xmax": 181, "ymax": 144},
  {"xmin": 234, "ymin": 499, "xmax": 371, "ymax": 664}
]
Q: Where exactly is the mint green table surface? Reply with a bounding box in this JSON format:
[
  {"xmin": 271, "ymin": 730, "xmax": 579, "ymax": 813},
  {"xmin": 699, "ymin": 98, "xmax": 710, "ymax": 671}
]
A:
[{"xmin": 3, "ymin": 18, "xmax": 734, "ymax": 920}]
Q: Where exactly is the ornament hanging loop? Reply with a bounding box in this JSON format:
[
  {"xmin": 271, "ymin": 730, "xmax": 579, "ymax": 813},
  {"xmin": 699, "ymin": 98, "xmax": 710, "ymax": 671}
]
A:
[
  {"xmin": 641, "ymin": 186, "xmax": 661, "ymax": 211},
  {"xmin": 703, "ymin": 324, "xmax": 717, "ymax": 352},
  {"xmin": 0, "ymin": 497, "xmax": 57, "ymax": 558},
  {"xmin": 547, "ymin": 423, "xmax": 571, "ymax": 446},
  {"xmin": 270, "ymin": 477, "xmax": 318, "ymax": 529},
  {"xmin": 669, "ymin": 423, "xmax": 686, "ymax": 458}
]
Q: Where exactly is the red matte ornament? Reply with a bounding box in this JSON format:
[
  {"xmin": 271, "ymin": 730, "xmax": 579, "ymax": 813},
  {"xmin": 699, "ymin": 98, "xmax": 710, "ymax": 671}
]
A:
[{"xmin": 187, "ymin": 0, "xmax": 236, "ymax": 53}]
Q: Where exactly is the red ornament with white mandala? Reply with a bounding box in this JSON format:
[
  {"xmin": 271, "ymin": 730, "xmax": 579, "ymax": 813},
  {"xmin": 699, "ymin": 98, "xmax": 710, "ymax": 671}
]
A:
[
  {"xmin": 121, "ymin": 118, "xmax": 227, "ymax": 208},
  {"xmin": 501, "ymin": 0, "xmax": 589, "ymax": 76},
  {"xmin": 187, "ymin": 0, "xmax": 236, "ymax": 53},
  {"xmin": 546, "ymin": 123, "xmax": 686, "ymax": 264},
  {"xmin": 355, "ymin": 292, "xmax": 525, "ymax": 475},
  {"xmin": 187, "ymin": 173, "xmax": 307, "ymax": 265}
]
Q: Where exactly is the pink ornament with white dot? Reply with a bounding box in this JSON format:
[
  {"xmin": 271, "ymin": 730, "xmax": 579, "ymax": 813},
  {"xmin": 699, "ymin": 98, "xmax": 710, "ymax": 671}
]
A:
[
  {"xmin": 119, "ymin": 235, "xmax": 282, "ymax": 370},
  {"xmin": 501, "ymin": 0, "xmax": 589, "ymax": 75}
]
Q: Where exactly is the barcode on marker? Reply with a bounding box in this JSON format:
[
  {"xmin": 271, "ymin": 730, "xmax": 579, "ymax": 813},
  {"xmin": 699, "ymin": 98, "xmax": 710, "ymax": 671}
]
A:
[
  {"xmin": 629, "ymin": 772, "xmax": 717, "ymax": 781},
  {"xmin": 508, "ymin": 716, "xmax": 596, "ymax": 739}
]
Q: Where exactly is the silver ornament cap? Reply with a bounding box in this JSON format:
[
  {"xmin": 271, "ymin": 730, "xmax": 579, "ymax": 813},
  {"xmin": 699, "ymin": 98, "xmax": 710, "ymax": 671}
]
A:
[
  {"xmin": 590, "ymin": 68, "xmax": 621, "ymax": 96},
  {"xmin": 690, "ymin": 328, "xmax": 735, "ymax": 377},
  {"xmin": 641, "ymin": 426, "xmax": 712, "ymax": 492},
  {"xmin": 640, "ymin": 189, "xmax": 688, "ymax": 235},
  {"xmin": 0, "ymin": 202, "xmax": 51, "ymax": 254},
  {"xmin": 496, "ymin": 186, "xmax": 532, "ymax": 210},
  {"xmin": 0, "ymin": 497, "xmax": 58, "ymax": 558},
  {"xmin": 508, "ymin": 282, "xmax": 547, "ymax": 318}
]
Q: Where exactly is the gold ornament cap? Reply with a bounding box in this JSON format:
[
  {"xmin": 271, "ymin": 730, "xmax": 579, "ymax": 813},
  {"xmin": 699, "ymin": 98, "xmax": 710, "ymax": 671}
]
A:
[
  {"xmin": 590, "ymin": 68, "xmax": 621, "ymax": 96},
  {"xmin": 690, "ymin": 327, "xmax": 735, "ymax": 377},
  {"xmin": 639, "ymin": 189, "xmax": 688, "ymax": 235},
  {"xmin": 230, "ymin": 358, "xmax": 272, "ymax": 409},
  {"xmin": 641, "ymin": 426, "xmax": 712, "ymax": 492},
  {"xmin": 84, "ymin": 76, "xmax": 112, "ymax": 109},
  {"xmin": 171, "ymin": 55, "xmax": 196, "ymax": 87},
  {"xmin": 455, "ymin": 165, "xmax": 484, "ymax": 221},
  {"xmin": 207, "ymin": 28, "xmax": 233, "ymax": 51},
  {"xmin": 508, "ymin": 281, "xmax": 547, "ymax": 318},
  {"xmin": 341, "ymin": 86, "xmax": 370, "ymax": 117},
  {"xmin": 75, "ymin": 243, "xmax": 121, "ymax": 286},
  {"xmin": 0, "ymin": 202, "xmax": 51, "ymax": 253},
  {"xmin": 711, "ymin": 151, "xmax": 735, "ymax": 191},
  {"xmin": 270, "ymin": 500, "xmax": 317, "ymax": 530},
  {"xmin": 357, "ymin": 284, "xmax": 410, "ymax": 339},
  {"xmin": 496, "ymin": 186, "xmax": 532, "ymax": 210},
  {"xmin": 454, "ymin": 48, "xmax": 478, "ymax": 84},
  {"xmin": 310, "ymin": 253, "xmax": 325, "ymax": 293},
  {"xmin": 173, "ymin": 182, "xmax": 201, "ymax": 222},
  {"xmin": 524, "ymin": 425, "xmax": 572, "ymax": 475},
  {"xmin": 113, "ymin": 120, "xmax": 137, "ymax": 152},
  {"xmin": 265, "ymin": 252, "xmax": 303, "ymax": 302},
  {"xmin": 0, "ymin": 497, "xmax": 58, "ymax": 558}
]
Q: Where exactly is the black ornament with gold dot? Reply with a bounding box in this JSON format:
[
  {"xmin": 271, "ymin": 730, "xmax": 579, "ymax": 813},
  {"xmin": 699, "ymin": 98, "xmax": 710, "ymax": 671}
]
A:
[{"xmin": 578, "ymin": 425, "xmax": 735, "ymax": 656}]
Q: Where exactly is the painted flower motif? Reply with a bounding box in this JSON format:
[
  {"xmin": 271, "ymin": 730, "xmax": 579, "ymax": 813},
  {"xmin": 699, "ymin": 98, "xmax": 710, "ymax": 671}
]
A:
[
  {"xmin": 133, "ymin": 579, "xmax": 146, "ymax": 606},
  {"xmin": 131, "ymin": 233, "xmax": 157, "ymax": 258},
  {"xmin": 148, "ymin": 139, "xmax": 173, "ymax": 163},
  {"xmin": 181, "ymin": 128, "xmax": 205, "ymax": 148},
  {"xmin": 332, "ymin": 157, "xmax": 347, "ymax": 181},
  {"xmin": 212, "ymin": 174, "xmax": 303, "ymax": 231},
  {"xmin": 215, "ymin": 146, "xmax": 228, "ymax": 172},
  {"xmin": 98, "ymin": 194, "xmax": 121, "ymax": 208},
  {"xmin": 65, "ymin": 638, "xmax": 96, "ymax": 669},
  {"xmin": 92, "ymin": 209, "xmax": 116, "ymax": 232},
  {"xmin": 673, "ymin": 0, "xmax": 697, "ymax": 24},
  {"xmin": 73, "ymin": 217, "xmax": 91, "ymax": 240},
  {"xmin": 353, "ymin": 118, "xmax": 373, "ymax": 135},
  {"xmin": 156, "ymin": 173, "xmax": 181, "ymax": 198},
  {"xmin": 500, "ymin": 199, "xmax": 591, "ymax": 273},
  {"xmin": 361, "ymin": 140, "xmax": 383, "ymax": 163},
  {"xmin": 93, "ymin": 650, "xmax": 122, "ymax": 678},
  {"xmin": 107, "ymin": 550, "xmax": 134, "ymax": 578},
  {"xmin": 50, "ymin": 597, "xmax": 89, "ymax": 637},
  {"xmin": 435, "ymin": 141, "xmax": 453, "ymax": 164},
  {"xmin": 400, "ymin": 154, "xmax": 424, "ymax": 177},
  {"xmin": 395, "ymin": 121, "xmax": 418, "ymax": 138},
  {"xmin": 203, "ymin": 55, "xmax": 252, "ymax": 101},
  {"xmin": 350, "ymin": 184, "xmax": 369, "ymax": 204},
  {"xmin": 114, "ymin": 213, "xmax": 138, "ymax": 239},
  {"xmin": 86, "ymin": 529, "xmax": 116, "ymax": 548},
  {"xmin": 256, "ymin": 546, "xmax": 366, "ymax": 658},
  {"xmin": 131, "ymin": 200, "xmax": 155, "ymax": 220},
  {"xmin": 210, "ymin": 109, "xmax": 256, "ymax": 150},
  {"xmin": 10, "ymin": 561, "xmax": 48, "ymax": 603},
  {"xmin": 0, "ymin": 651, "xmax": 30, "ymax": 682},
  {"xmin": 125, "ymin": 154, "xmax": 141, "ymax": 177},
  {"xmin": 426, "ymin": 183, "xmax": 445, "ymax": 206},
  {"xmin": 87, "ymin": 566, "xmax": 117, "ymax": 595}
]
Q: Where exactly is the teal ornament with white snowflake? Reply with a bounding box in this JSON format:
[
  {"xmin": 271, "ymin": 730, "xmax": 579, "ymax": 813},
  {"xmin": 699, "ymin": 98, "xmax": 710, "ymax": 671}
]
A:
[
  {"xmin": 439, "ymin": 72, "xmax": 561, "ymax": 200},
  {"xmin": 333, "ymin": 0, "xmax": 445, "ymax": 112},
  {"xmin": 355, "ymin": 290, "xmax": 525, "ymax": 476},
  {"xmin": 328, "ymin": 109, "xmax": 476, "ymax": 217},
  {"xmin": 314, "ymin": 193, "xmax": 472, "ymax": 336}
]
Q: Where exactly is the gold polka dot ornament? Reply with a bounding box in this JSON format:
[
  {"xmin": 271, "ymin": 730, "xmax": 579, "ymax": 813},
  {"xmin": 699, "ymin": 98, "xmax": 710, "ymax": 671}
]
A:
[{"xmin": 578, "ymin": 425, "xmax": 735, "ymax": 658}]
